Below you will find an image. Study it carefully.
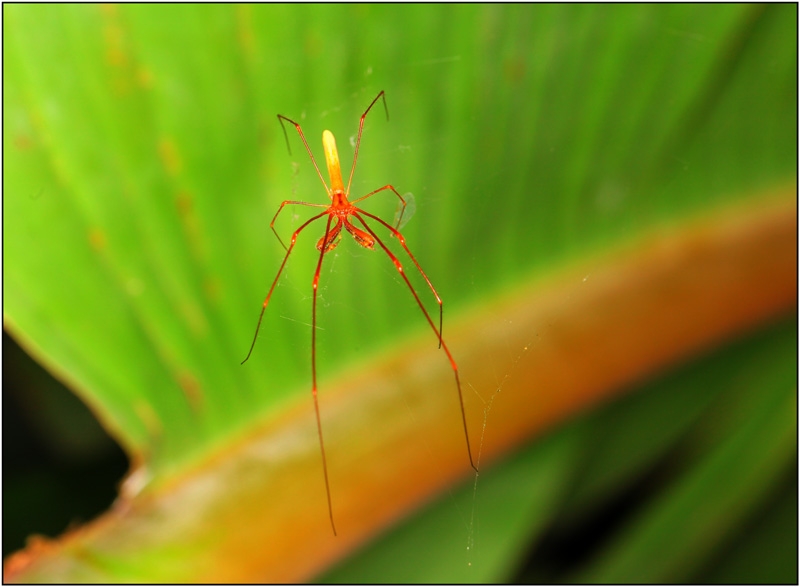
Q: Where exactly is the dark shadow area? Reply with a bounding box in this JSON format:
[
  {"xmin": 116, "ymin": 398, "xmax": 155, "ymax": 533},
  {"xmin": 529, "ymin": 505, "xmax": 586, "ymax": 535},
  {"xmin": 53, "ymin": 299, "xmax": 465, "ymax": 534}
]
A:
[{"xmin": 3, "ymin": 331, "xmax": 129, "ymax": 558}]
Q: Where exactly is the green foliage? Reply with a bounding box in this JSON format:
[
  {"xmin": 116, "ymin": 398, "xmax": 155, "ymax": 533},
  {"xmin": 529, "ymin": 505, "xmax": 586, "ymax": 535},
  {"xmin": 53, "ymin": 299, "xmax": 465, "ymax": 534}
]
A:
[
  {"xmin": 4, "ymin": 4, "xmax": 796, "ymax": 582},
  {"xmin": 322, "ymin": 320, "xmax": 797, "ymax": 583}
]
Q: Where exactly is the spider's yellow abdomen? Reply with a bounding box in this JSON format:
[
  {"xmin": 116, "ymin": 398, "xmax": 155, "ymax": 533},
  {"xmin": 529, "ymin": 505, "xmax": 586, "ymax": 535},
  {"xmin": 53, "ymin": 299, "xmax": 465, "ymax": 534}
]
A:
[{"xmin": 322, "ymin": 130, "xmax": 345, "ymax": 194}]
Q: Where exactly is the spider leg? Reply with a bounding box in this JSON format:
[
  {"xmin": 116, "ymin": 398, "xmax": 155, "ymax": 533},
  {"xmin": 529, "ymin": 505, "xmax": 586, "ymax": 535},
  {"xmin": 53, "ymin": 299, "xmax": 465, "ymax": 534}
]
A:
[
  {"xmin": 270, "ymin": 200, "xmax": 329, "ymax": 251},
  {"xmin": 350, "ymin": 184, "xmax": 407, "ymax": 230},
  {"xmin": 345, "ymin": 91, "xmax": 388, "ymax": 196},
  {"xmin": 356, "ymin": 209, "xmax": 444, "ymax": 348},
  {"xmin": 311, "ymin": 214, "xmax": 338, "ymax": 535},
  {"xmin": 241, "ymin": 210, "xmax": 328, "ymax": 364},
  {"xmin": 352, "ymin": 212, "xmax": 477, "ymax": 473},
  {"xmin": 278, "ymin": 114, "xmax": 332, "ymax": 196}
]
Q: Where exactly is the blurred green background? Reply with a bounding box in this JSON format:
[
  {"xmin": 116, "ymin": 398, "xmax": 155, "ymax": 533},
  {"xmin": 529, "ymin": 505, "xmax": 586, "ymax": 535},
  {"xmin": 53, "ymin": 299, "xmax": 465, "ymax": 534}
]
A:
[{"xmin": 4, "ymin": 3, "xmax": 796, "ymax": 582}]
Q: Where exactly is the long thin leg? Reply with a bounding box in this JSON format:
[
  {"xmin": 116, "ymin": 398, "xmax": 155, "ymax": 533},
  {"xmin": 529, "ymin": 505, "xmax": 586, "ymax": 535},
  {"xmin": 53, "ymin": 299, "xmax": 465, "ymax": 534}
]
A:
[
  {"xmin": 350, "ymin": 184, "xmax": 408, "ymax": 229},
  {"xmin": 356, "ymin": 209, "xmax": 444, "ymax": 348},
  {"xmin": 345, "ymin": 91, "xmax": 388, "ymax": 197},
  {"xmin": 270, "ymin": 199, "xmax": 329, "ymax": 251},
  {"xmin": 312, "ymin": 215, "xmax": 337, "ymax": 535},
  {"xmin": 241, "ymin": 211, "xmax": 328, "ymax": 364},
  {"xmin": 352, "ymin": 212, "xmax": 477, "ymax": 473},
  {"xmin": 278, "ymin": 114, "xmax": 332, "ymax": 197}
]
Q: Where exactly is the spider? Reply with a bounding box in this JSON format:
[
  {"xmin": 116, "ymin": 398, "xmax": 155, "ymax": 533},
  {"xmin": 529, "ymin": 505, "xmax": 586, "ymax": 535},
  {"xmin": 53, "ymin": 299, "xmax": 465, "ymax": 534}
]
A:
[{"xmin": 242, "ymin": 92, "xmax": 476, "ymax": 535}]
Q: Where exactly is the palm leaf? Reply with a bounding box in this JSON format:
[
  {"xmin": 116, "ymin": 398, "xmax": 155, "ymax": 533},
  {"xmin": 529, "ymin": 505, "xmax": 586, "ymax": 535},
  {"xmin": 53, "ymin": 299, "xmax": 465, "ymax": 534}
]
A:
[{"xmin": 4, "ymin": 4, "xmax": 796, "ymax": 582}]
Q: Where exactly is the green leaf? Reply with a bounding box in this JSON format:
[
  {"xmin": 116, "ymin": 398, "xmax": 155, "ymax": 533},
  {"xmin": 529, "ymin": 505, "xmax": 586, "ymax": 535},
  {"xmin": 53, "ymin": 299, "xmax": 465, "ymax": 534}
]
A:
[
  {"xmin": 570, "ymin": 320, "xmax": 797, "ymax": 583},
  {"xmin": 4, "ymin": 4, "xmax": 796, "ymax": 582},
  {"xmin": 322, "ymin": 421, "xmax": 584, "ymax": 583},
  {"xmin": 324, "ymin": 320, "xmax": 797, "ymax": 584}
]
